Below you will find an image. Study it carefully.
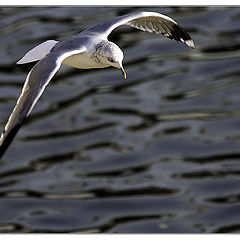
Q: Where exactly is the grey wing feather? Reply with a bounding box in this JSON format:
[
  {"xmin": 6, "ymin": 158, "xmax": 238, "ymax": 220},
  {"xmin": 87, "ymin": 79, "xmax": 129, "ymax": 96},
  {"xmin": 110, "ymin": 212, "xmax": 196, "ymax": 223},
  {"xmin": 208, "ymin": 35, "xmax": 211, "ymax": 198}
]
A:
[
  {"xmin": 82, "ymin": 11, "xmax": 194, "ymax": 48},
  {"xmin": 0, "ymin": 48, "xmax": 85, "ymax": 158}
]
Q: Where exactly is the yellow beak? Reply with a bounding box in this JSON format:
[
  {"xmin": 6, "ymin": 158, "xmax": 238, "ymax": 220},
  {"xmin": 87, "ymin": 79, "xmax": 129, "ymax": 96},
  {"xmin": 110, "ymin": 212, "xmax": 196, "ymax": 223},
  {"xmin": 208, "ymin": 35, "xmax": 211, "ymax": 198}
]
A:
[{"xmin": 119, "ymin": 66, "xmax": 127, "ymax": 79}]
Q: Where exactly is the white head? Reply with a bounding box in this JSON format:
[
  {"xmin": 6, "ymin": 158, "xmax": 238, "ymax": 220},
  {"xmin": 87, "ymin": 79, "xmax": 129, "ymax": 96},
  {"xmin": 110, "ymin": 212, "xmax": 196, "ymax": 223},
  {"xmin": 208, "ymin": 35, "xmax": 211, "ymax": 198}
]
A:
[{"xmin": 95, "ymin": 41, "xmax": 126, "ymax": 78}]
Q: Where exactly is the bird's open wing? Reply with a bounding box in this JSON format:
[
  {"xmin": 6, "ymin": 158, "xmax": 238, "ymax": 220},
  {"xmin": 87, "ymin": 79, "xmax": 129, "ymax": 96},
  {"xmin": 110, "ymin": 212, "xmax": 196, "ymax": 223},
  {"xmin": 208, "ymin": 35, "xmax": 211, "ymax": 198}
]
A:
[
  {"xmin": 83, "ymin": 12, "xmax": 194, "ymax": 48},
  {"xmin": 0, "ymin": 47, "xmax": 86, "ymax": 158}
]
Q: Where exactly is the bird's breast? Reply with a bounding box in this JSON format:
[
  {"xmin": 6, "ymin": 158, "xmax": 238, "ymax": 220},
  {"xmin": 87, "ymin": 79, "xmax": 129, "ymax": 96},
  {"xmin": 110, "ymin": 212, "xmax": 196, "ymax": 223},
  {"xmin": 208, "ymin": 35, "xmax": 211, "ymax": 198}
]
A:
[{"xmin": 62, "ymin": 51, "xmax": 107, "ymax": 69}]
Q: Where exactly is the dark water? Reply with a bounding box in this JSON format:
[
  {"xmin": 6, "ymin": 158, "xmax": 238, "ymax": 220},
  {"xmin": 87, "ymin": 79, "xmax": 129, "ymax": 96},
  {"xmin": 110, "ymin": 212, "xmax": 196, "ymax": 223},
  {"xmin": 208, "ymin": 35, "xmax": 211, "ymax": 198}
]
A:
[{"xmin": 0, "ymin": 6, "xmax": 240, "ymax": 233}]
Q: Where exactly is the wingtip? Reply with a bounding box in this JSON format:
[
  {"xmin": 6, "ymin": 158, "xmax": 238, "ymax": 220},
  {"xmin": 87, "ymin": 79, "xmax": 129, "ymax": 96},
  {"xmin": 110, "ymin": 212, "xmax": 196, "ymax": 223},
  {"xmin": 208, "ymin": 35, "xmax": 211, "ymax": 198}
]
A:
[
  {"xmin": 186, "ymin": 39, "xmax": 195, "ymax": 49},
  {"xmin": 0, "ymin": 121, "xmax": 23, "ymax": 159}
]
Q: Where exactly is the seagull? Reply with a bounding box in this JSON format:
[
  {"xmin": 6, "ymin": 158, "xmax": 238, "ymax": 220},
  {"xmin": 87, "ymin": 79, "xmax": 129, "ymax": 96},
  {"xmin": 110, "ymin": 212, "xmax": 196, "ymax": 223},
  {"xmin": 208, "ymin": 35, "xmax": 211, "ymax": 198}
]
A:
[{"xmin": 0, "ymin": 11, "xmax": 195, "ymax": 158}]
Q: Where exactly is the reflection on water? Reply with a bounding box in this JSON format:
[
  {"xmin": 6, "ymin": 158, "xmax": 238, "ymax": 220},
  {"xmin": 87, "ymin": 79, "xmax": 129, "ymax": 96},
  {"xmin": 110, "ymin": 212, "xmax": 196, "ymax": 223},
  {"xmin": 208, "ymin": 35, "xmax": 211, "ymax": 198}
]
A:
[{"xmin": 0, "ymin": 6, "xmax": 240, "ymax": 233}]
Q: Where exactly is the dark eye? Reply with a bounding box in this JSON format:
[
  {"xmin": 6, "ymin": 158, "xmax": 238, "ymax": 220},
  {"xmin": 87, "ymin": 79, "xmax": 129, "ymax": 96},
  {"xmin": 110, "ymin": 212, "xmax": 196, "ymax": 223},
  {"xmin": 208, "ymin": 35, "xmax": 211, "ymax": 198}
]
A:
[{"xmin": 108, "ymin": 57, "xmax": 115, "ymax": 63}]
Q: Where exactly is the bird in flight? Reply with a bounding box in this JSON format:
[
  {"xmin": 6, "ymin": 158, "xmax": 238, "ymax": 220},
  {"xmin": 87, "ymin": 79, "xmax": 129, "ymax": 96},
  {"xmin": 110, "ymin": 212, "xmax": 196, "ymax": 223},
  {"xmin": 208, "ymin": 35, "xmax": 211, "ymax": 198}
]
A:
[{"xmin": 0, "ymin": 11, "xmax": 195, "ymax": 158}]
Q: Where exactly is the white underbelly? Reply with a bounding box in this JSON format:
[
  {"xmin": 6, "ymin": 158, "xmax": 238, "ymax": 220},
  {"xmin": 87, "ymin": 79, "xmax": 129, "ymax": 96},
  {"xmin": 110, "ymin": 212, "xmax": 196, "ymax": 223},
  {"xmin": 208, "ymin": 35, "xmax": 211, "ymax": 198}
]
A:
[{"xmin": 63, "ymin": 52, "xmax": 102, "ymax": 69}]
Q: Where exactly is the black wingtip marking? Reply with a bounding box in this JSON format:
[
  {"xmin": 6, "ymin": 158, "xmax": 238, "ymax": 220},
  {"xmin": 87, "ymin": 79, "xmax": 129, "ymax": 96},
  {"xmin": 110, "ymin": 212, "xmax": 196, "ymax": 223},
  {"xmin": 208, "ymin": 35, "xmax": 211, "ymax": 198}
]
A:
[
  {"xmin": 160, "ymin": 21, "xmax": 194, "ymax": 48},
  {"xmin": 172, "ymin": 24, "xmax": 191, "ymax": 41},
  {"xmin": 0, "ymin": 121, "xmax": 24, "ymax": 159}
]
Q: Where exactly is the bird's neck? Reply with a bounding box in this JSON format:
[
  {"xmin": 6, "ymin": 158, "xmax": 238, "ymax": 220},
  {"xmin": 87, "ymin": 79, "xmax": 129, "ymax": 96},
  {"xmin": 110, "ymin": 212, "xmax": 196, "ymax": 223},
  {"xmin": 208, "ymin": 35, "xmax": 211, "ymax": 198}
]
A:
[{"xmin": 89, "ymin": 40, "xmax": 110, "ymax": 67}]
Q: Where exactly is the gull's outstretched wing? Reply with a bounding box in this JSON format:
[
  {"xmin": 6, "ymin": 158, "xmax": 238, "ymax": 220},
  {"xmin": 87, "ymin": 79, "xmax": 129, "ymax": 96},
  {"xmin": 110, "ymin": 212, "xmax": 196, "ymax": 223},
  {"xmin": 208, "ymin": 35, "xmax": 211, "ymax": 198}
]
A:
[
  {"xmin": 83, "ymin": 11, "xmax": 194, "ymax": 48},
  {"xmin": 0, "ymin": 47, "xmax": 86, "ymax": 158}
]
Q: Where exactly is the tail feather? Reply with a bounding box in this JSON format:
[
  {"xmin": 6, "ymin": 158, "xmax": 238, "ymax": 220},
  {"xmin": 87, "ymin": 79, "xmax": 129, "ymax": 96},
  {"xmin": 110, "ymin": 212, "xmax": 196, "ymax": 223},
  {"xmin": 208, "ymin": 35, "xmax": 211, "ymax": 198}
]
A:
[{"xmin": 17, "ymin": 40, "xmax": 58, "ymax": 64}]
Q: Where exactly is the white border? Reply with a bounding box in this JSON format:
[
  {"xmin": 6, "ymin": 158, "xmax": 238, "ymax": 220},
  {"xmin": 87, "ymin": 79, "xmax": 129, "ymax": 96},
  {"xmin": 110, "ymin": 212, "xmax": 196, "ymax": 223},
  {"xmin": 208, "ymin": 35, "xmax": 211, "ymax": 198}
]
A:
[
  {"xmin": 1, "ymin": 0, "xmax": 239, "ymax": 5},
  {"xmin": 1, "ymin": 234, "xmax": 240, "ymax": 239},
  {"xmin": 0, "ymin": 3, "xmax": 238, "ymax": 239}
]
